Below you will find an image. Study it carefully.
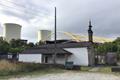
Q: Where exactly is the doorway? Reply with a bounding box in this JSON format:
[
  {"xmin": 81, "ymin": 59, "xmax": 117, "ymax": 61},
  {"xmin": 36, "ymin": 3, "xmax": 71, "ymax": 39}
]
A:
[{"xmin": 45, "ymin": 56, "xmax": 48, "ymax": 63}]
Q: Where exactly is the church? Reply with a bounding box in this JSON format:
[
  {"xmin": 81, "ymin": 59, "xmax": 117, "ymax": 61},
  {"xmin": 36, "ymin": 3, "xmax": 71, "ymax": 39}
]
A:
[{"xmin": 19, "ymin": 21, "xmax": 96, "ymax": 66}]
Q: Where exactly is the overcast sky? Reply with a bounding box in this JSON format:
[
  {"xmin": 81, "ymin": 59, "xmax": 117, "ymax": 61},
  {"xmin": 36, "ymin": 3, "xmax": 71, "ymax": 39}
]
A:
[{"xmin": 0, "ymin": 0, "xmax": 120, "ymax": 42}]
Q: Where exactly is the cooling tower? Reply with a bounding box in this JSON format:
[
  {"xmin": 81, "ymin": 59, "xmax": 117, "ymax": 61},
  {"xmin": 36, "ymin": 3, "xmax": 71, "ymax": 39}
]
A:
[
  {"xmin": 3, "ymin": 23, "xmax": 22, "ymax": 42},
  {"xmin": 38, "ymin": 30, "xmax": 51, "ymax": 42}
]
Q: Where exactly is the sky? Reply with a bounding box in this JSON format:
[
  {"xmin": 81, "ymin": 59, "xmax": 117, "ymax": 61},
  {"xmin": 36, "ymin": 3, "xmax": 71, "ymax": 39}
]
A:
[{"xmin": 0, "ymin": 0, "xmax": 120, "ymax": 42}]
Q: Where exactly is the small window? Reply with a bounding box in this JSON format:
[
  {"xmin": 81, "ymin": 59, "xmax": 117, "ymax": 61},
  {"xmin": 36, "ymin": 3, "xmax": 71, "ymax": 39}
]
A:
[{"xmin": 8, "ymin": 55, "xmax": 12, "ymax": 59}]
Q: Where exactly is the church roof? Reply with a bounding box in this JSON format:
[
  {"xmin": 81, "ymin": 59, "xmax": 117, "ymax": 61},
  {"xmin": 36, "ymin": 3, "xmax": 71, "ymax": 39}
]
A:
[
  {"xmin": 21, "ymin": 41, "xmax": 95, "ymax": 55},
  {"xmin": 21, "ymin": 48, "xmax": 72, "ymax": 55},
  {"xmin": 38, "ymin": 41, "xmax": 93, "ymax": 48}
]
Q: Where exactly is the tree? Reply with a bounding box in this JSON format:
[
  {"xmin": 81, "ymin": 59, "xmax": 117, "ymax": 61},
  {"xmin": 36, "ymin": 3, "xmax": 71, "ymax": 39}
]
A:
[
  {"xmin": 9, "ymin": 48, "xmax": 24, "ymax": 54},
  {"xmin": 35, "ymin": 40, "xmax": 46, "ymax": 46},
  {"xmin": 95, "ymin": 44, "xmax": 107, "ymax": 55},
  {"xmin": 95, "ymin": 42, "xmax": 118, "ymax": 55},
  {"xmin": 0, "ymin": 38, "xmax": 10, "ymax": 53},
  {"xmin": 27, "ymin": 42, "xmax": 34, "ymax": 48},
  {"xmin": 9, "ymin": 39, "xmax": 27, "ymax": 54},
  {"xmin": 113, "ymin": 37, "xmax": 120, "ymax": 44},
  {"xmin": 0, "ymin": 37, "xmax": 4, "ymax": 41},
  {"xmin": 9, "ymin": 39, "xmax": 27, "ymax": 48}
]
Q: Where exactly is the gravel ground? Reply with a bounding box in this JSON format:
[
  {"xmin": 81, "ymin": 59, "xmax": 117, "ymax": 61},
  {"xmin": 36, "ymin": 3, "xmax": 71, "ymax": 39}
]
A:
[{"xmin": 10, "ymin": 72, "xmax": 120, "ymax": 80}]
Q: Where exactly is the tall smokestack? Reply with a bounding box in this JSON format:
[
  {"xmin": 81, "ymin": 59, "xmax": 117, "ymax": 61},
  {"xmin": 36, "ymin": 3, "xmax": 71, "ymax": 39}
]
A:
[
  {"xmin": 3, "ymin": 23, "xmax": 22, "ymax": 42},
  {"xmin": 88, "ymin": 21, "xmax": 93, "ymax": 42}
]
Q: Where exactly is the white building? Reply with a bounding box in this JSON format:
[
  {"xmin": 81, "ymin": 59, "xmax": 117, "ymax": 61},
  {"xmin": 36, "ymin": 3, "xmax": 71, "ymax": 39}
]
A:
[
  {"xmin": 19, "ymin": 42, "xmax": 95, "ymax": 66},
  {"xmin": 3, "ymin": 23, "xmax": 22, "ymax": 42},
  {"xmin": 19, "ymin": 54, "xmax": 42, "ymax": 63},
  {"xmin": 37, "ymin": 30, "xmax": 51, "ymax": 42}
]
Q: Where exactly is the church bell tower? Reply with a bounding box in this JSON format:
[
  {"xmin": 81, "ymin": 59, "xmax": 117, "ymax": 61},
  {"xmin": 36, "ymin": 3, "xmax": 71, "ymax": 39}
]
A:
[{"xmin": 88, "ymin": 21, "xmax": 93, "ymax": 42}]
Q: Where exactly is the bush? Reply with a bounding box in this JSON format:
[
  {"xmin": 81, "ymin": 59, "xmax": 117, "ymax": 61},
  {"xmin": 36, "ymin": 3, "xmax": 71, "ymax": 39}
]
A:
[
  {"xmin": 0, "ymin": 60, "xmax": 42, "ymax": 76},
  {"xmin": 0, "ymin": 60, "xmax": 20, "ymax": 76},
  {"xmin": 0, "ymin": 60, "xmax": 63, "ymax": 77}
]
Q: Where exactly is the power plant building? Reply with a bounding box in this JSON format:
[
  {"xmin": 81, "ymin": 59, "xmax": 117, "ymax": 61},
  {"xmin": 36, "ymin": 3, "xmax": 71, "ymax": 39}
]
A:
[
  {"xmin": 37, "ymin": 30, "xmax": 51, "ymax": 42},
  {"xmin": 3, "ymin": 23, "xmax": 22, "ymax": 42}
]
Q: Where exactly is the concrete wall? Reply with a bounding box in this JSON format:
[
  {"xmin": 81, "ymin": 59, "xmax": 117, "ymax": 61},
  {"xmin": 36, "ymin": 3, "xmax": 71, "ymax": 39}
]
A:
[
  {"xmin": 56, "ymin": 56, "xmax": 66, "ymax": 64},
  {"xmin": 106, "ymin": 52, "xmax": 117, "ymax": 65},
  {"xmin": 19, "ymin": 54, "xmax": 42, "ymax": 63},
  {"xmin": 44, "ymin": 56, "xmax": 66, "ymax": 65},
  {"xmin": 43, "ymin": 48, "xmax": 89, "ymax": 66},
  {"xmin": 87, "ymin": 46, "xmax": 95, "ymax": 66},
  {"xmin": 3, "ymin": 23, "xmax": 22, "ymax": 42},
  {"xmin": 64, "ymin": 48, "xmax": 89, "ymax": 66}
]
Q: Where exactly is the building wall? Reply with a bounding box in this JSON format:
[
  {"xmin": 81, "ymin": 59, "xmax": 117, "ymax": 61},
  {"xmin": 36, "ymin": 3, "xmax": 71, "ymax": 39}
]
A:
[
  {"xmin": 56, "ymin": 56, "xmax": 66, "ymax": 64},
  {"xmin": 42, "ymin": 48, "xmax": 90, "ymax": 66},
  {"xmin": 106, "ymin": 52, "xmax": 117, "ymax": 65},
  {"xmin": 19, "ymin": 54, "xmax": 42, "ymax": 63},
  {"xmin": 43, "ymin": 55, "xmax": 66, "ymax": 65},
  {"xmin": 37, "ymin": 30, "xmax": 51, "ymax": 42},
  {"xmin": 87, "ymin": 46, "xmax": 95, "ymax": 66},
  {"xmin": 18, "ymin": 47, "xmax": 94, "ymax": 66},
  {"xmin": 3, "ymin": 23, "xmax": 22, "ymax": 42},
  {"xmin": 64, "ymin": 48, "xmax": 89, "ymax": 66}
]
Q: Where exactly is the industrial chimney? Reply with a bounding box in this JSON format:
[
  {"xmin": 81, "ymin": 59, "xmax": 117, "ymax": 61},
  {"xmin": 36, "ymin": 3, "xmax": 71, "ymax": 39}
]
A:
[
  {"xmin": 3, "ymin": 23, "xmax": 22, "ymax": 42},
  {"xmin": 37, "ymin": 30, "xmax": 51, "ymax": 42}
]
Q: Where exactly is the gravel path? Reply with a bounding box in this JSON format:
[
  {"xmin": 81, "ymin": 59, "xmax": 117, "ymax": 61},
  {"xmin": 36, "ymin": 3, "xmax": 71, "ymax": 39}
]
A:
[{"xmin": 10, "ymin": 72, "xmax": 120, "ymax": 80}]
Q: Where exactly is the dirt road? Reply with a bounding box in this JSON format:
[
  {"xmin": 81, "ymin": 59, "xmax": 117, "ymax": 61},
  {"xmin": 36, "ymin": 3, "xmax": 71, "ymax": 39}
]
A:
[{"xmin": 10, "ymin": 71, "xmax": 120, "ymax": 80}]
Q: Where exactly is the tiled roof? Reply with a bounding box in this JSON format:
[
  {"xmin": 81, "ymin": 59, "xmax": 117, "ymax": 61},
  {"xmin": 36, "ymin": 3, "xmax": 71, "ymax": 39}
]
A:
[
  {"xmin": 38, "ymin": 42, "xmax": 93, "ymax": 48},
  {"xmin": 21, "ymin": 48, "xmax": 72, "ymax": 55},
  {"xmin": 21, "ymin": 42, "xmax": 95, "ymax": 55}
]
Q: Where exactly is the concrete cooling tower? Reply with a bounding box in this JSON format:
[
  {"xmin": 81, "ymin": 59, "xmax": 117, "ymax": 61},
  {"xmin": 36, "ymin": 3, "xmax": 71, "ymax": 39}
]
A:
[
  {"xmin": 38, "ymin": 30, "xmax": 51, "ymax": 42},
  {"xmin": 3, "ymin": 23, "xmax": 22, "ymax": 42}
]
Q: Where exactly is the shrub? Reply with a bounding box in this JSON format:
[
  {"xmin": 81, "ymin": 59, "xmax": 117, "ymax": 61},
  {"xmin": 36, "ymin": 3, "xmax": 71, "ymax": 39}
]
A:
[
  {"xmin": 0, "ymin": 60, "xmax": 64, "ymax": 77},
  {"xmin": 0, "ymin": 60, "xmax": 20, "ymax": 76}
]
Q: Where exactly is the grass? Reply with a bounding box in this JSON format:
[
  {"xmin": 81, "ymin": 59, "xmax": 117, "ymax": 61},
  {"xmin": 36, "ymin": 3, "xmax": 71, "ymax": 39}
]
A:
[
  {"xmin": 0, "ymin": 60, "xmax": 65, "ymax": 79},
  {"xmin": 0, "ymin": 60, "xmax": 119, "ymax": 79},
  {"xmin": 0, "ymin": 67, "xmax": 65, "ymax": 80},
  {"xmin": 97, "ymin": 67, "xmax": 111, "ymax": 73},
  {"xmin": 80, "ymin": 66, "xmax": 112, "ymax": 73},
  {"xmin": 80, "ymin": 66, "xmax": 93, "ymax": 71}
]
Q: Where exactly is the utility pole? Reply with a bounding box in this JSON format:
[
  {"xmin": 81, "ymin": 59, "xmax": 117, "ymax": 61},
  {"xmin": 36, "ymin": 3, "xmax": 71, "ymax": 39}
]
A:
[{"xmin": 53, "ymin": 7, "xmax": 57, "ymax": 64}]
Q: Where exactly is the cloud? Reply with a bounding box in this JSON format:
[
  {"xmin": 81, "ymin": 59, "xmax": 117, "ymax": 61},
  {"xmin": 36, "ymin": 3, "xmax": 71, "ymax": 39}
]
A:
[
  {"xmin": 0, "ymin": 0, "xmax": 52, "ymax": 20},
  {"xmin": 54, "ymin": 0, "xmax": 120, "ymax": 38},
  {"xmin": 0, "ymin": 0, "xmax": 54, "ymax": 42},
  {"xmin": 0, "ymin": 0, "xmax": 120, "ymax": 42}
]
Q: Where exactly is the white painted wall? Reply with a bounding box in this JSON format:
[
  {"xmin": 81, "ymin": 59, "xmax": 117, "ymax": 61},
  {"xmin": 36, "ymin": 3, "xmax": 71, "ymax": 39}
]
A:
[
  {"xmin": 19, "ymin": 54, "xmax": 42, "ymax": 63},
  {"xmin": 64, "ymin": 48, "xmax": 89, "ymax": 66}
]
